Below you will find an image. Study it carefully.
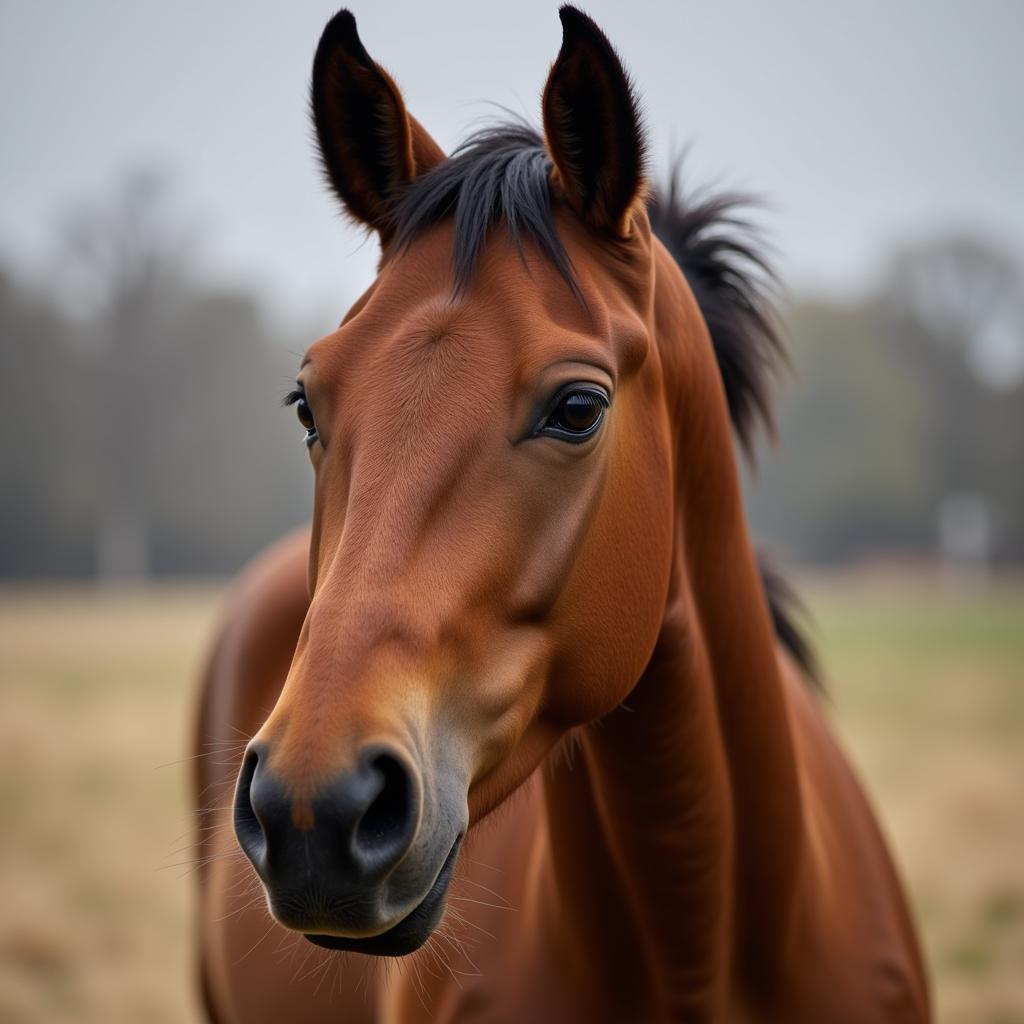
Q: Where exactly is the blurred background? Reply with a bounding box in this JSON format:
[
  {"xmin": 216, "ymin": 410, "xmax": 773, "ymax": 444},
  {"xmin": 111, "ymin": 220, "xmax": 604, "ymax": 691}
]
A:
[{"xmin": 1, "ymin": 1, "xmax": 1021, "ymax": 1021}]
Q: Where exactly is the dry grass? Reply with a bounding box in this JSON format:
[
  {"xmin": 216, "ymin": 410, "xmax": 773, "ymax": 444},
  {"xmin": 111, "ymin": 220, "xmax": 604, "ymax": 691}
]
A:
[
  {"xmin": 0, "ymin": 586, "xmax": 219, "ymax": 1024},
  {"xmin": 0, "ymin": 577, "xmax": 1021, "ymax": 1022},
  {"xmin": 805, "ymin": 575, "xmax": 1024, "ymax": 1024}
]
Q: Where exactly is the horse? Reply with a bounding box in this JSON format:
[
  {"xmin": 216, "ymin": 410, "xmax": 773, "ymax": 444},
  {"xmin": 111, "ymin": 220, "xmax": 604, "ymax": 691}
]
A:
[{"xmin": 193, "ymin": 7, "xmax": 930, "ymax": 1021}]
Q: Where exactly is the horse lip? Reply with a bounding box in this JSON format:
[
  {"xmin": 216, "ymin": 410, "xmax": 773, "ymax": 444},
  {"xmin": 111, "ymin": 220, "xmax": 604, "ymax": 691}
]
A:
[{"xmin": 303, "ymin": 833, "xmax": 463, "ymax": 955}]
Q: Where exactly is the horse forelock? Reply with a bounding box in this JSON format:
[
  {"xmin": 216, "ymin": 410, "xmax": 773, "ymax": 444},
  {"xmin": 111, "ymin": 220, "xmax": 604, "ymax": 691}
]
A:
[{"xmin": 384, "ymin": 120, "xmax": 580, "ymax": 300}]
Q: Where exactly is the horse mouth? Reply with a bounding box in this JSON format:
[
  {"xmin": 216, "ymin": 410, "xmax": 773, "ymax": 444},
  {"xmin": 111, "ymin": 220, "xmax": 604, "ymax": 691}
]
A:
[{"xmin": 304, "ymin": 835, "xmax": 462, "ymax": 957}]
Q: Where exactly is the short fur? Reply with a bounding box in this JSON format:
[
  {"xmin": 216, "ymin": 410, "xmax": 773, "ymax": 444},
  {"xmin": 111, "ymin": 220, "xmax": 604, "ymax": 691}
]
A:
[{"xmin": 384, "ymin": 122, "xmax": 812, "ymax": 676}]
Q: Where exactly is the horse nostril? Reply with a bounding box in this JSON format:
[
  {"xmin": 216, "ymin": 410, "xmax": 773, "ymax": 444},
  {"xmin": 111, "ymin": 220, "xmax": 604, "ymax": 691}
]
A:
[
  {"xmin": 233, "ymin": 746, "xmax": 267, "ymax": 871},
  {"xmin": 231, "ymin": 741, "xmax": 420, "ymax": 899},
  {"xmin": 355, "ymin": 751, "xmax": 414, "ymax": 860}
]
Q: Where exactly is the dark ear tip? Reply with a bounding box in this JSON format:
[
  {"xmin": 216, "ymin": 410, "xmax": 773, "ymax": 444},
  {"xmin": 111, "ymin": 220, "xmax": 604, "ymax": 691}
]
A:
[
  {"xmin": 319, "ymin": 8, "xmax": 362, "ymax": 52},
  {"xmin": 323, "ymin": 8, "xmax": 356, "ymax": 37},
  {"xmin": 557, "ymin": 5, "xmax": 600, "ymax": 43},
  {"xmin": 316, "ymin": 8, "xmax": 374, "ymax": 72}
]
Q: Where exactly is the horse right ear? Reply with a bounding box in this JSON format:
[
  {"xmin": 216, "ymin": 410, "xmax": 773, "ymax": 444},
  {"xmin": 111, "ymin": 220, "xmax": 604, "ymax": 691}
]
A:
[
  {"xmin": 311, "ymin": 10, "xmax": 445, "ymax": 240},
  {"xmin": 542, "ymin": 6, "xmax": 646, "ymax": 237}
]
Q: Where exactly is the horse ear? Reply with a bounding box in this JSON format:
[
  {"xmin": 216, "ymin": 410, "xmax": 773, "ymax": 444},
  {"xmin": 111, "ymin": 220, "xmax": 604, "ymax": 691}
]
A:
[
  {"xmin": 311, "ymin": 10, "xmax": 445, "ymax": 239},
  {"xmin": 542, "ymin": 6, "xmax": 646, "ymax": 236}
]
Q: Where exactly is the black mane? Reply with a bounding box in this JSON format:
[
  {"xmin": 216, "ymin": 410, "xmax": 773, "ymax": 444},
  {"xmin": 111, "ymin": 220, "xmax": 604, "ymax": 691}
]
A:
[
  {"xmin": 384, "ymin": 122, "xmax": 816, "ymax": 683},
  {"xmin": 647, "ymin": 173, "xmax": 786, "ymax": 461},
  {"xmin": 757, "ymin": 554, "xmax": 820, "ymax": 687}
]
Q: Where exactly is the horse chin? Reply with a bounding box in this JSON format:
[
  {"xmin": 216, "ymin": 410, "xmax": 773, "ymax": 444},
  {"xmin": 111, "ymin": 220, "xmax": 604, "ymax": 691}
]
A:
[{"xmin": 303, "ymin": 834, "xmax": 462, "ymax": 957}]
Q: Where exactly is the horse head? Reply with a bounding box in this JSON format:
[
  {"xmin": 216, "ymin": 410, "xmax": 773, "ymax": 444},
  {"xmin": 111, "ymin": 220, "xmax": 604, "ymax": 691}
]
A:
[{"xmin": 234, "ymin": 6, "xmax": 730, "ymax": 956}]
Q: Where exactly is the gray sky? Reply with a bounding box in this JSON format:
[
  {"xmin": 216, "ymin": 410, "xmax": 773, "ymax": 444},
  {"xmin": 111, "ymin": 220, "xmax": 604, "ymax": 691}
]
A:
[{"xmin": 2, "ymin": 0, "xmax": 1022, "ymax": 322}]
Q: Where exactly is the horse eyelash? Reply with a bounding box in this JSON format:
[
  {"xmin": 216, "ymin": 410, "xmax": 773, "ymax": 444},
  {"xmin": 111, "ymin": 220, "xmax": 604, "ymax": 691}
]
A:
[{"xmin": 282, "ymin": 387, "xmax": 304, "ymax": 408}]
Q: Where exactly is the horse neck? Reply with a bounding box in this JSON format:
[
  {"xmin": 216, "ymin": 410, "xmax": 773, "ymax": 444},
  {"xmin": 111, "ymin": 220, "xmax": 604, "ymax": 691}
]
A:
[{"xmin": 542, "ymin": 277, "xmax": 807, "ymax": 1016}]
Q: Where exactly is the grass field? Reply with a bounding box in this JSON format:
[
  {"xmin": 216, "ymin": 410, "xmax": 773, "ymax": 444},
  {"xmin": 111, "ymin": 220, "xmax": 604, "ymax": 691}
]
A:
[{"xmin": 0, "ymin": 577, "xmax": 1022, "ymax": 1022}]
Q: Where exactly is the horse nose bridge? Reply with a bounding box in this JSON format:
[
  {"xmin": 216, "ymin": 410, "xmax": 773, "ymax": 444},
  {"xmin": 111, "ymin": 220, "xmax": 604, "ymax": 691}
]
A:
[
  {"xmin": 250, "ymin": 609, "xmax": 441, "ymax": 797},
  {"xmin": 255, "ymin": 688, "xmax": 424, "ymax": 802},
  {"xmin": 303, "ymin": 571, "xmax": 463, "ymax": 674},
  {"xmin": 329, "ymin": 426, "xmax": 513, "ymax": 598}
]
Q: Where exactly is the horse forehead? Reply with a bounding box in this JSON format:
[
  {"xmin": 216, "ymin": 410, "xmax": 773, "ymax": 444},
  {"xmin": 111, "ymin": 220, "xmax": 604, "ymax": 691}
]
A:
[
  {"xmin": 349, "ymin": 301, "xmax": 513, "ymax": 406},
  {"xmin": 309, "ymin": 217, "xmax": 639, "ymax": 405},
  {"xmin": 322, "ymin": 289, "xmax": 587, "ymax": 398}
]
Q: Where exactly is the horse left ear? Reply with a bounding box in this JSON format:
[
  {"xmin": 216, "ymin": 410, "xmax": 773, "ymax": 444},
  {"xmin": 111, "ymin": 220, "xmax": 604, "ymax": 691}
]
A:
[
  {"xmin": 311, "ymin": 9, "xmax": 445, "ymax": 240},
  {"xmin": 542, "ymin": 6, "xmax": 647, "ymax": 237}
]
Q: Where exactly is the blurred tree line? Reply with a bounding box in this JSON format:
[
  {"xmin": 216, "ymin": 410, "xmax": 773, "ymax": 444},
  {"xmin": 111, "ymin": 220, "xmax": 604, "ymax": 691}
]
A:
[
  {"xmin": 0, "ymin": 171, "xmax": 314, "ymax": 579},
  {"xmin": 746, "ymin": 237, "xmax": 1024, "ymax": 565},
  {"xmin": 1, "ymin": 172, "xmax": 1022, "ymax": 578}
]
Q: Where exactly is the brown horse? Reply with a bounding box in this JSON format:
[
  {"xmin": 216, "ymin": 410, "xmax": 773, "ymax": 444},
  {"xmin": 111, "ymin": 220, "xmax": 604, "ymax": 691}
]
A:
[{"xmin": 194, "ymin": 8, "xmax": 930, "ymax": 1022}]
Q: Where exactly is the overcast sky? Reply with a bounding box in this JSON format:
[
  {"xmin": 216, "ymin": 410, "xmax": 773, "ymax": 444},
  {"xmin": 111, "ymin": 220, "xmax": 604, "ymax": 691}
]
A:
[{"xmin": 2, "ymin": 0, "xmax": 1022, "ymax": 323}]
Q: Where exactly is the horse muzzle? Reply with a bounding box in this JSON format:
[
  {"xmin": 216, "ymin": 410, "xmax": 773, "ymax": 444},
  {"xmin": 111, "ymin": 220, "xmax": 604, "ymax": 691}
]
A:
[{"xmin": 233, "ymin": 741, "xmax": 465, "ymax": 956}]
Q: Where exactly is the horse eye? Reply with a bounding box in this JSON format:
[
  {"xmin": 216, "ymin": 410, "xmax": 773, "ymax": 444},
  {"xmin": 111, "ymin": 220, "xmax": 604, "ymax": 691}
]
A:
[
  {"xmin": 295, "ymin": 398, "xmax": 315, "ymax": 432},
  {"xmin": 539, "ymin": 387, "xmax": 609, "ymax": 442},
  {"xmin": 285, "ymin": 387, "xmax": 318, "ymax": 448}
]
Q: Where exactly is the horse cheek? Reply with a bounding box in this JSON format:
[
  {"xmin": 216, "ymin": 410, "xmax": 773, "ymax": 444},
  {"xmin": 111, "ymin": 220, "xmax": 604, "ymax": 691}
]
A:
[{"xmin": 547, "ymin": 425, "xmax": 674, "ymax": 723}]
